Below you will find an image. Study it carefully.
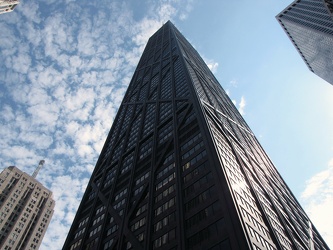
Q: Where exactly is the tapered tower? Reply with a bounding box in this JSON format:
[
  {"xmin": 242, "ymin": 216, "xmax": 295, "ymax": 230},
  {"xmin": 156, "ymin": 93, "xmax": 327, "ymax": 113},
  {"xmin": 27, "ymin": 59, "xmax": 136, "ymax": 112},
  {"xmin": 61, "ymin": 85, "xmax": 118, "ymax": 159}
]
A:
[{"xmin": 63, "ymin": 21, "xmax": 329, "ymax": 250}]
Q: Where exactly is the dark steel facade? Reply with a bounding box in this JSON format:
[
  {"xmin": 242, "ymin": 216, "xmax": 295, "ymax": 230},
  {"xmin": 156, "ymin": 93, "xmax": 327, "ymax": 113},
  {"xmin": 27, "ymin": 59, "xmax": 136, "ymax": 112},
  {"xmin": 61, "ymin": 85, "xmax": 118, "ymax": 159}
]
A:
[
  {"xmin": 277, "ymin": 0, "xmax": 333, "ymax": 85},
  {"xmin": 63, "ymin": 21, "xmax": 329, "ymax": 250}
]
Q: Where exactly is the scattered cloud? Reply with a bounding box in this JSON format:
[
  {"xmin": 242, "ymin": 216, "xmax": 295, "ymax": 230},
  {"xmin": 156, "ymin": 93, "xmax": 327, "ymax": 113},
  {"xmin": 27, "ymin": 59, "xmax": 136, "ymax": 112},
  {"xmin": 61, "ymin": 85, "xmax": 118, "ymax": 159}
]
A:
[
  {"xmin": 0, "ymin": 0, "xmax": 196, "ymax": 249},
  {"xmin": 239, "ymin": 96, "xmax": 246, "ymax": 115},
  {"xmin": 179, "ymin": 0, "xmax": 195, "ymax": 20},
  {"xmin": 206, "ymin": 59, "xmax": 219, "ymax": 73},
  {"xmin": 301, "ymin": 159, "xmax": 333, "ymax": 247},
  {"xmin": 229, "ymin": 95, "xmax": 246, "ymax": 115},
  {"xmin": 229, "ymin": 79, "xmax": 238, "ymax": 87},
  {"xmin": 201, "ymin": 55, "xmax": 219, "ymax": 74}
]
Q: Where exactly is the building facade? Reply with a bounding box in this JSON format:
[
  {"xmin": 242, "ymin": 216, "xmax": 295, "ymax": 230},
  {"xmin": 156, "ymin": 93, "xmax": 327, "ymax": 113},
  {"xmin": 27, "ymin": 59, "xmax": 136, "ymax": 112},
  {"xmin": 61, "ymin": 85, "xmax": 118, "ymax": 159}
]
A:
[
  {"xmin": 0, "ymin": 166, "xmax": 55, "ymax": 250},
  {"xmin": 0, "ymin": 0, "xmax": 19, "ymax": 15},
  {"xmin": 63, "ymin": 21, "xmax": 329, "ymax": 250},
  {"xmin": 276, "ymin": 0, "xmax": 333, "ymax": 85}
]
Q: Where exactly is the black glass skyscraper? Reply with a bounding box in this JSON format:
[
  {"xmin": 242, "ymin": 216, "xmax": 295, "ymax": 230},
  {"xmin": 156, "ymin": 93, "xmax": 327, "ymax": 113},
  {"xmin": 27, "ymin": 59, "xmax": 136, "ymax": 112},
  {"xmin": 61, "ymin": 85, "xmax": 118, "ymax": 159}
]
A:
[
  {"xmin": 277, "ymin": 0, "xmax": 333, "ymax": 85},
  {"xmin": 63, "ymin": 21, "xmax": 329, "ymax": 250}
]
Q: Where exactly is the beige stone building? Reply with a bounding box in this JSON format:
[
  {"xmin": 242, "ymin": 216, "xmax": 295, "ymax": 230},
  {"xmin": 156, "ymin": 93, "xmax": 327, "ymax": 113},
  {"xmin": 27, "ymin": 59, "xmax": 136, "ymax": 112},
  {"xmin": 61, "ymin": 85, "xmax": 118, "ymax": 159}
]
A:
[
  {"xmin": 0, "ymin": 1, "xmax": 19, "ymax": 15},
  {"xmin": 0, "ymin": 166, "xmax": 55, "ymax": 250}
]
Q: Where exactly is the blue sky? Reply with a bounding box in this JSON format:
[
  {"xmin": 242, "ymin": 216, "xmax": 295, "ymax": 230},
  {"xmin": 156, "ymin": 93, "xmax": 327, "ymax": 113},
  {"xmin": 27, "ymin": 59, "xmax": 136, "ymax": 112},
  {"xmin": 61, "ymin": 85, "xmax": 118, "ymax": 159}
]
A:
[{"xmin": 0, "ymin": 0, "xmax": 332, "ymax": 248}]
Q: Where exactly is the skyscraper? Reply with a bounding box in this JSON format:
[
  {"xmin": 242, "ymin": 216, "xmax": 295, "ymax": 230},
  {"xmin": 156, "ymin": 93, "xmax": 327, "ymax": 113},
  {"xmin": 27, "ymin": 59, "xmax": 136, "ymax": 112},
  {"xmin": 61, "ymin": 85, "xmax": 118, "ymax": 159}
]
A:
[
  {"xmin": 0, "ymin": 164, "xmax": 55, "ymax": 250},
  {"xmin": 276, "ymin": 0, "xmax": 333, "ymax": 85},
  {"xmin": 63, "ymin": 21, "xmax": 329, "ymax": 250}
]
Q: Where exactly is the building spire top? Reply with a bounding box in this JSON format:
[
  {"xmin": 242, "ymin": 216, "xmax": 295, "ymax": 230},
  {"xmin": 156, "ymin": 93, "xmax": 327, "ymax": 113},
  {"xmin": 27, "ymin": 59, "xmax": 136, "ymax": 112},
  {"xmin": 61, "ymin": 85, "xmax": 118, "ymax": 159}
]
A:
[{"xmin": 32, "ymin": 160, "xmax": 45, "ymax": 178}]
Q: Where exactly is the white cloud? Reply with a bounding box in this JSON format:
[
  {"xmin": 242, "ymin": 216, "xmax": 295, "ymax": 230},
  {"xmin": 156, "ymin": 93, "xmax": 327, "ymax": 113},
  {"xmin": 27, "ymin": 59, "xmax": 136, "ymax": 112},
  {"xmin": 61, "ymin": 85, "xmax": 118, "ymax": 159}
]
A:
[
  {"xmin": 202, "ymin": 56, "xmax": 219, "ymax": 74},
  {"xmin": 230, "ymin": 95, "xmax": 246, "ymax": 115},
  {"xmin": 203, "ymin": 57, "xmax": 219, "ymax": 73},
  {"xmin": 1, "ymin": 105, "xmax": 15, "ymax": 122},
  {"xmin": 27, "ymin": 103, "xmax": 60, "ymax": 127},
  {"xmin": 158, "ymin": 3, "xmax": 177, "ymax": 20},
  {"xmin": 18, "ymin": 1, "xmax": 41, "ymax": 24},
  {"xmin": 301, "ymin": 159, "xmax": 333, "ymax": 248},
  {"xmin": 229, "ymin": 79, "xmax": 238, "ymax": 87},
  {"xmin": 20, "ymin": 132, "xmax": 54, "ymax": 149},
  {"xmin": 11, "ymin": 51, "xmax": 32, "ymax": 74},
  {"xmin": 52, "ymin": 141, "xmax": 75, "ymax": 156},
  {"xmin": 179, "ymin": 0, "xmax": 195, "ymax": 20},
  {"xmin": 239, "ymin": 96, "xmax": 246, "ymax": 115},
  {"xmin": 41, "ymin": 175, "xmax": 90, "ymax": 249}
]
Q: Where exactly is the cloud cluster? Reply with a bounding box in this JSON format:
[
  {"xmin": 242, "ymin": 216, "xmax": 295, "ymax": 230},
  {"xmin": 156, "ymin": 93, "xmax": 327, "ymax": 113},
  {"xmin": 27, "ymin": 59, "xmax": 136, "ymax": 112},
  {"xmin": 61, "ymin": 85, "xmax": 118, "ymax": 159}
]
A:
[
  {"xmin": 224, "ymin": 79, "xmax": 246, "ymax": 115},
  {"xmin": 205, "ymin": 59, "xmax": 219, "ymax": 73},
  {"xmin": 0, "ymin": 0, "xmax": 196, "ymax": 249},
  {"xmin": 301, "ymin": 159, "xmax": 333, "ymax": 247},
  {"xmin": 238, "ymin": 96, "xmax": 246, "ymax": 115},
  {"xmin": 229, "ymin": 94, "xmax": 246, "ymax": 115}
]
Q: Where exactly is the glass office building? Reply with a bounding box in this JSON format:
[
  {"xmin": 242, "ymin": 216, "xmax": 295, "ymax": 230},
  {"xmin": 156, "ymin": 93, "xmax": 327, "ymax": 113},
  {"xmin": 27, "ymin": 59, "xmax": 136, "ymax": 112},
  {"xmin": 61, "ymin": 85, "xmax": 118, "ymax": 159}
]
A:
[
  {"xmin": 63, "ymin": 21, "xmax": 329, "ymax": 250},
  {"xmin": 277, "ymin": 0, "xmax": 333, "ymax": 85}
]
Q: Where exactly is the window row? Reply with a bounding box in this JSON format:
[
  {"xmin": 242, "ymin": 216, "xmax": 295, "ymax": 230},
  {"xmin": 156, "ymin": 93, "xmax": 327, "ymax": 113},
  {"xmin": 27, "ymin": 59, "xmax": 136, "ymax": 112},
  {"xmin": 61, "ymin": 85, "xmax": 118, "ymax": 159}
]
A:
[
  {"xmin": 156, "ymin": 163, "xmax": 175, "ymax": 179},
  {"xmin": 93, "ymin": 213, "xmax": 105, "ymax": 226},
  {"xmin": 153, "ymin": 228, "xmax": 176, "ymax": 249},
  {"xmin": 187, "ymin": 219, "xmax": 224, "ymax": 248},
  {"xmin": 155, "ymin": 184, "xmax": 175, "ymax": 203},
  {"xmin": 183, "ymin": 161, "xmax": 208, "ymax": 183},
  {"xmin": 85, "ymin": 237, "xmax": 99, "ymax": 249},
  {"xmin": 133, "ymin": 184, "xmax": 145, "ymax": 197},
  {"xmin": 155, "ymin": 197, "xmax": 175, "ymax": 217},
  {"xmin": 70, "ymin": 239, "xmax": 82, "ymax": 250},
  {"xmin": 113, "ymin": 198, "xmax": 126, "ymax": 210},
  {"xmin": 104, "ymin": 238, "xmax": 114, "ymax": 250},
  {"xmin": 247, "ymin": 225, "xmax": 276, "ymax": 250},
  {"xmin": 235, "ymin": 191, "xmax": 263, "ymax": 223},
  {"xmin": 96, "ymin": 206, "xmax": 106, "ymax": 215},
  {"xmin": 185, "ymin": 186, "xmax": 215, "ymax": 212},
  {"xmin": 89, "ymin": 224, "xmax": 102, "ymax": 238},
  {"xmin": 107, "ymin": 224, "xmax": 118, "ymax": 236},
  {"xmin": 182, "ymin": 150, "xmax": 207, "ymax": 173},
  {"xmin": 156, "ymin": 173, "xmax": 175, "ymax": 191},
  {"xmin": 182, "ymin": 141, "xmax": 204, "ymax": 160},
  {"xmin": 158, "ymin": 124, "xmax": 173, "ymax": 144},
  {"xmin": 78, "ymin": 217, "xmax": 89, "ymax": 227},
  {"xmin": 104, "ymin": 169, "xmax": 116, "ymax": 188},
  {"xmin": 180, "ymin": 132, "xmax": 202, "ymax": 152},
  {"xmin": 114, "ymin": 188, "xmax": 128, "ymax": 202},
  {"xmin": 184, "ymin": 172, "xmax": 213, "ymax": 196},
  {"xmin": 154, "ymin": 212, "xmax": 175, "ymax": 232},
  {"xmin": 185, "ymin": 202, "xmax": 221, "ymax": 229},
  {"xmin": 159, "ymin": 103, "xmax": 172, "ymax": 121},
  {"xmin": 135, "ymin": 172, "xmax": 150, "ymax": 186},
  {"xmin": 130, "ymin": 217, "xmax": 146, "ymax": 231},
  {"xmin": 135, "ymin": 203, "xmax": 148, "ymax": 217},
  {"xmin": 139, "ymin": 140, "xmax": 153, "ymax": 159},
  {"xmin": 74, "ymin": 227, "xmax": 85, "ymax": 239}
]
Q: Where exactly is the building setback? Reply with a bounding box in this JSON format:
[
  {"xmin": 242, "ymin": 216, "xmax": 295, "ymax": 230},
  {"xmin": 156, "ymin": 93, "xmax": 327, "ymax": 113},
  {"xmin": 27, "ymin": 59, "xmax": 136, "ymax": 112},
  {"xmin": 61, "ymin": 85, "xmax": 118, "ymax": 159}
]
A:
[
  {"xmin": 63, "ymin": 21, "xmax": 329, "ymax": 250},
  {"xmin": 0, "ymin": 165, "xmax": 55, "ymax": 250},
  {"xmin": 276, "ymin": 0, "xmax": 333, "ymax": 85}
]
